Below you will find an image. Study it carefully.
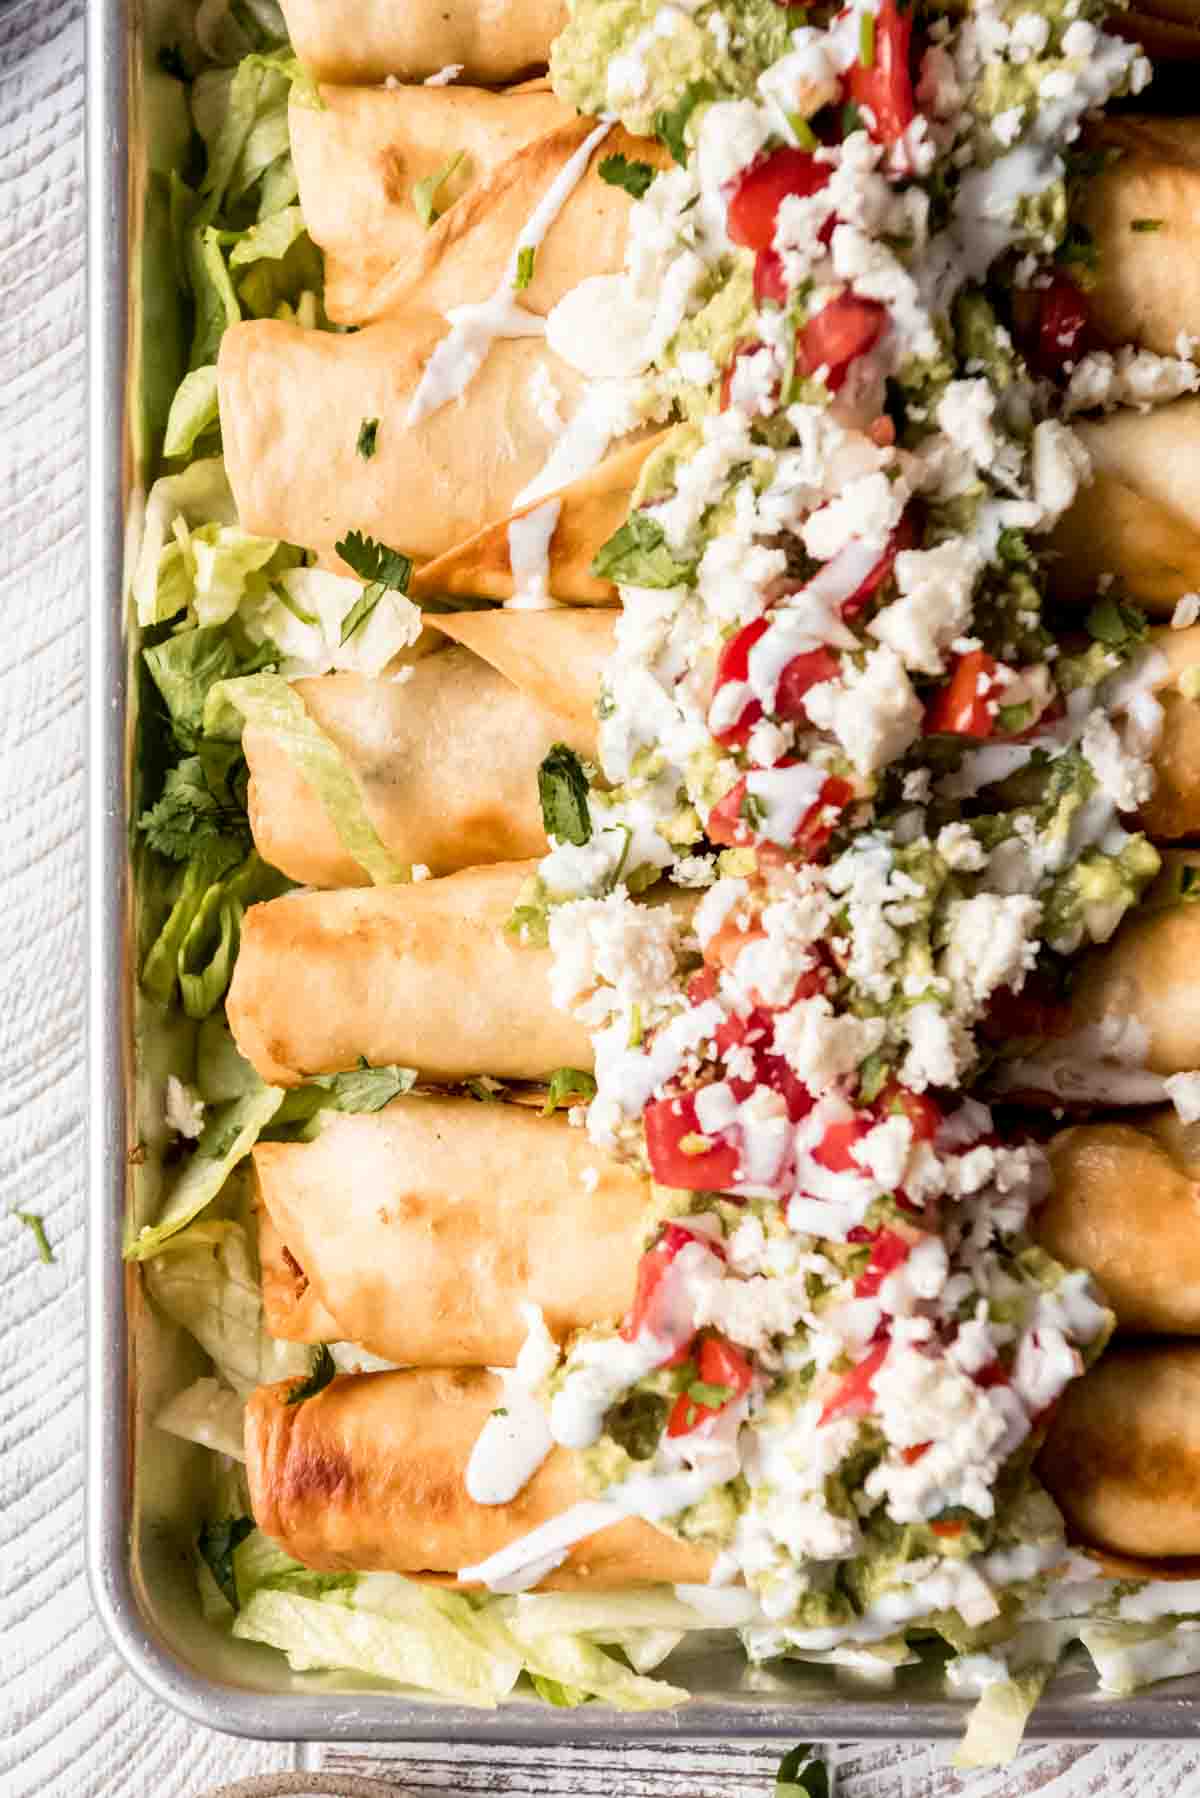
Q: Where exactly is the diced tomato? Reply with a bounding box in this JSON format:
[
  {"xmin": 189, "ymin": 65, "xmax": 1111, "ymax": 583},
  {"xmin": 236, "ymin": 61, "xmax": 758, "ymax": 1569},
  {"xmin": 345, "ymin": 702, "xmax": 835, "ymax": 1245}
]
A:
[
  {"xmin": 644, "ymin": 1091, "xmax": 741, "ymax": 1192},
  {"xmin": 707, "ymin": 771, "xmax": 852, "ymax": 855},
  {"xmin": 842, "ymin": 0, "xmax": 916, "ymax": 147},
  {"xmin": 819, "ymin": 1339, "xmax": 889, "ymax": 1425},
  {"xmin": 840, "ymin": 508, "xmax": 919, "ymax": 618},
  {"xmin": 796, "ymin": 293, "xmax": 888, "ymax": 393},
  {"xmin": 621, "ymin": 1223, "xmax": 700, "ymax": 1354},
  {"xmin": 775, "ymin": 647, "xmax": 841, "ymax": 723},
  {"xmin": 707, "ymin": 778, "xmax": 753, "ymax": 848},
  {"xmin": 853, "ymin": 1228, "xmax": 912, "ymax": 1297},
  {"xmin": 686, "ymin": 966, "xmax": 719, "ymax": 1007},
  {"xmin": 726, "ymin": 148, "xmax": 832, "ymax": 253},
  {"xmin": 931, "ymin": 1518, "xmax": 966, "ymax": 1539},
  {"xmin": 754, "ymin": 246, "xmax": 789, "ymax": 306},
  {"xmin": 875, "ymin": 1081, "xmax": 942, "ymax": 1143},
  {"xmin": 720, "ymin": 338, "xmax": 774, "ymax": 414},
  {"xmin": 716, "ymin": 1006, "xmax": 815, "ymax": 1122},
  {"xmin": 924, "ymin": 649, "xmax": 998, "ymax": 738},
  {"xmin": 973, "ymin": 1358, "xmax": 1010, "ymax": 1390},
  {"xmin": 813, "ymin": 1115, "xmax": 874, "ymax": 1173},
  {"xmin": 667, "ymin": 1334, "xmax": 754, "ymax": 1437},
  {"xmin": 710, "ymin": 616, "xmax": 770, "ymax": 743},
  {"xmin": 902, "ymin": 1440, "xmax": 932, "ymax": 1465},
  {"xmin": 1035, "ymin": 272, "xmax": 1090, "ymax": 377}
]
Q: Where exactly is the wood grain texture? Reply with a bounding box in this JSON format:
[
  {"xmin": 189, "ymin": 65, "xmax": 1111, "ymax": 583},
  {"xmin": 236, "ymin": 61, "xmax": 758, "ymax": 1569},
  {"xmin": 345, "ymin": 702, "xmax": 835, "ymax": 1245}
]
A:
[{"xmin": 0, "ymin": 1, "xmax": 1194, "ymax": 1793}]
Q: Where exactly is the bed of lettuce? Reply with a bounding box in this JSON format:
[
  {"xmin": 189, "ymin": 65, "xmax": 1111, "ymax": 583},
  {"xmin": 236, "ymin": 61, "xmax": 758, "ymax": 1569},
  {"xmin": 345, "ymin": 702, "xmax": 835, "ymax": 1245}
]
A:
[{"xmin": 122, "ymin": 1, "xmax": 1200, "ymax": 1756}]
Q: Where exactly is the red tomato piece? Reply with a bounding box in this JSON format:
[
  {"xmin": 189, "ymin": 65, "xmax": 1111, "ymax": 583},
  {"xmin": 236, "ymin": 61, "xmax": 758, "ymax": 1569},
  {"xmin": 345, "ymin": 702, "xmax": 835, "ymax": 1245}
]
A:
[
  {"xmin": 710, "ymin": 615, "xmax": 770, "ymax": 743},
  {"xmin": 841, "ymin": 508, "xmax": 919, "ymax": 618},
  {"xmin": 644, "ymin": 1091, "xmax": 741, "ymax": 1192},
  {"xmin": 819, "ymin": 1339, "xmax": 889, "ymax": 1425},
  {"xmin": 667, "ymin": 1334, "xmax": 754, "ymax": 1436},
  {"xmin": 716, "ymin": 1007, "xmax": 815, "ymax": 1123},
  {"xmin": 794, "ymin": 773, "xmax": 854, "ymax": 860},
  {"xmin": 875, "ymin": 1081, "xmax": 942, "ymax": 1142},
  {"xmin": 924, "ymin": 649, "xmax": 998, "ymax": 738},
  {"xmin": 754, "ymin": 246, "xmax": 789, "ymax": 306},
  {"xmin": 686, "ymin": 966, "xmax": 719, "ymax": 1007},
  {"xmin": 842, "ymin": 0, "xmax": 916, "ymax": 146},
  {"xmin": 1035, "ymin": 272, "xmax": 1090, "ymax": 376},
  {"xmin": 853, "ymin": 1228, "xmax": 912, "ymax": 1297},
  {"xmin": 931, "ymin": 1518, "xmax": 966, "ymax": 1539},
  {"xmin": 726, "ymin": 147, "xmax": 831, "ymax": 253},
  {"xmin": 796, "ymin": 293, "xmax": 888, "ymax": 393},
  {"xmin": 707, "ymin": 778, "xmax": 753, "ymax": 848},
  {"xmin": 621, "ymin": 1223, "xmax": 698, "ymax": 1349},
  {"xmin": 902, "ymin": 1440, "xmax": 932, "ymax": 1465},
  {"xmin": 973, "ymin": 1358, "xmax": 1010, "ymax": 1390},
  {"xmin": 812, "ymin": 1115, "xmax": 874, "ymax": 1173},
  {"xmin": 774, "ymin": 647, "xmax": 840, "ymax": 723}
]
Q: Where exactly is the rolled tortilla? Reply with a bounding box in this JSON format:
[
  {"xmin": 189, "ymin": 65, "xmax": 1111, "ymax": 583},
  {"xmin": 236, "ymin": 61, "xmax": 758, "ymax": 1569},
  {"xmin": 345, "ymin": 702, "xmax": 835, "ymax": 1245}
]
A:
[
  {"xmin": 1081, "ymin": 118, "xmax": 1200, "ymax": 357},
  {"xmin": 254, "ymin": 1098, "xmax": 647, "ymax": 1363},
  {"xmin": 243, "ymin": 637, "xmax": 600, "ymax": 888},
  {"xmin": 277, "ymin": 0, "xmax": 568, "ymax": 87},
  {"xmin": 245, "ymin": 1368, "xmax": 714, "ymax": 1585},
  {"xmin": 225, "ymin": 860, "xmax": 595, "ymax": 1087},
  {"xmin": 218, "ymin": 315, "xmax": 617, "ymax": 573},
  {"xmin": 1049, "ymin": 397, "xmax": 1200, "ymax": 612},
  {"xmin": 1039, "ymin": 1112, "xmax": 1200, "ymax": 1333},
  {"xmin": 1139, "ymin": 623, "xmax": 1200, "ymax": 840},
  {"xmin": 289, "ymin": 83, "xmax": 571, "ymax": 325},
  {"xmin": 1111, "ymin": 2, "xmax": 1200, "ymax": 59},
  {"xmin": 1039, "ymin": 1343, "xmax": 1200, "ymax": 1560}
]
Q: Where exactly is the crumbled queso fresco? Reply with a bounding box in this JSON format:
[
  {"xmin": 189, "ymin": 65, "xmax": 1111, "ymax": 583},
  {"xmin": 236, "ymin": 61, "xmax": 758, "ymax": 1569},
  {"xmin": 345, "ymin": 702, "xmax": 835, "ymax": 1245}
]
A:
[{"xmin": 461, "ymin": 0, "xmax": 1186, "ymax": 1694}]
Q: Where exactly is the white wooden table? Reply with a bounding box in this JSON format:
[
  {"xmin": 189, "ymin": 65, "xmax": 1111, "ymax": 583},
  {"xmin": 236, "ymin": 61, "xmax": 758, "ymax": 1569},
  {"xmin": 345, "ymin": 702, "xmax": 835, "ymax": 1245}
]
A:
[{"xmin": 1, "ymin": 3, "xmax": 1194, "ymax": 1791}]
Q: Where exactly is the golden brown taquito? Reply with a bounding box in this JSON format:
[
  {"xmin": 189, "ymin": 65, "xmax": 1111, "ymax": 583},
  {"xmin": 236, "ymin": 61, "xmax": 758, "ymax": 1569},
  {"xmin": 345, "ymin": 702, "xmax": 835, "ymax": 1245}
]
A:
[
  {"xmin": 218, "ymin": 316, "xmax": 616, "ymax": 573},
  {"xmin": 1081, "ymin": 118, "xmax": 1200, "ymax": 357},
  {"xmin": 1111, "ymin": 1, "xmax": 1200, "ymax": 59},
  {"xmin": 341, "ymin": 119, "xmax": 668, "ymax": 328},
  {"xmin": 1039, "ymin": 1112, "xmax": 1200, "ymax": 1333},
  {"xmin": 1039, "ymin": 1342, "xmax": 1200, "ymax": 1560},
  {"xmin": 1139, "ymin": 623, "xmax": 1200, "ymax": 840},
  {"xmin": 258, "ymin": 1205, "xmax": 342, "ymax": 1343},
  {"xmin": 1049, "ymin": 397, "xmax": 1200, "ymax": 611},
  {"xmin": 246, "ymin": 1368, "xmax": 714, "ymax": 1586},
  {"xmin": 226, "ymin": 861, "xmax": 595, "ymax": 1088},
  {"xmin": 243, "ymin": 640, "xmax": 597, "ymax": 888},
  {"xmin": 289, "ymin": 83, "xmax": 571, "ymax": 325},
  {"xmin": 277, "ymin": 0, "xmax": 568, "ymax": 87},
  {"xmin": 254, "ymin": 1099, "xmax": 647, "ymax": 1363},
  {"xmin": 1062, "ymin": 850, "xmax": 1200, "ymax": 1077}
]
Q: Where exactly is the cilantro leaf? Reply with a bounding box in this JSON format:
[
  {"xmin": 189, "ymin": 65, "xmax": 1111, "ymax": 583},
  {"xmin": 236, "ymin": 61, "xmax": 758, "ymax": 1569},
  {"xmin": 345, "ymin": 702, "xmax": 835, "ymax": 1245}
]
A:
[
  {"xmin": 283, "ymin": 1344, "xmax": 337, "ymax": 1407},
  {"xmin": 138, "ymin": 752, "xmax": 250, "ymax": 861},
  {"xmin": 654, "ymin": 80, "xmax": 712, "ymax": 167},
  {"xmin": 591, "ymin": 513, "xmax": 697, "ymax": 589},
  {"xmin": 538, "ymin": 744, "xmax": 593, "ymax": 847},
  {"xmin": 514, "ymin": 245, "xmax": 536, "ymax": 291},
  {"xmin": 309, "ymin": 1060, "xmax": 418, "ymax": 1112},
  {"xmin": 334, "ymin": 531, "xmax": 414, "ymax": 593},
  {"xmin": 13, "ymin": 1209, "xmax": 54, "ymax": 1264},
  {"xmin": 412, "ymin": 150, "xmax": 466, "ymax": 228},
  {"xmin": 598, "ymin": 153, "xmax": 656, "ymax": 199},
  {"xmin": 775, "ymin": 1745, "xmax": 829, "ymax": 1798},
  {"xmin": 1086, "ymin": 594, "xmax": 1147, "ymax": 650},
  {"xmin": 542, "ymin": 1068, "xmax": 598, "ymax": 1115},
  {"xmin": 197, "ymin": 1516, "xmax": 254, "ymax": 1609},
  {"xmin": 687, "ymin": 1380, "xmax": 733, "ymax": 1407},
  {"xmin": 356, "ymin": 417, "xmax": 379, "ymax": 459},
  {"xmin": 1131, "ymin": 217, "xmax": 1163, "ymax": 233}
]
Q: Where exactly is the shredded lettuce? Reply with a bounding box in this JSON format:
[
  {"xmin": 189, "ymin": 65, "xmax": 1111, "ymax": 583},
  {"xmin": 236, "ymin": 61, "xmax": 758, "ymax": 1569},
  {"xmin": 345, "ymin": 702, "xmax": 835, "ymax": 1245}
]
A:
[
  {"xmin": 205, "ymin": 673, "xmax": 410, "ymax": 883},
  {"xmin": 1078, "ymin": 1620, "xmax": 1200, "ymax": 1696},
  {"xmin": 143, "ymin": 1216, "xmax": 310, "ymax": 1387},
  {"xmin": 142, "ymin": 843, "xmax": 285, "ymax": 1016},
  {"xmin": 156, "ymin": 1374, "xmax": 248, "ymax": 1459},
  {"xmin": 164, "ymin": 365, "xmax": 221, "ymax": 460},
  {"xmin": 127, "ymin": 1087, "xmax": 284, "ymax": 1260},
  {"xmin": 953, "ymin": 1668, "xmax": 1048, "ymax": 1770},
  {"xmin": 133, "ymin": 459, "xmax": 238, "ymax": 626}
]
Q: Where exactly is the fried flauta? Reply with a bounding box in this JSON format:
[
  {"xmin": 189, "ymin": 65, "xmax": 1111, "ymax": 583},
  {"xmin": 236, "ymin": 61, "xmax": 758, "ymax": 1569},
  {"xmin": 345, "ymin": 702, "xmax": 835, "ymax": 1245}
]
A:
[{"xmin": 276, "ymin": 0, "xmax": 568, "ymax": 87}]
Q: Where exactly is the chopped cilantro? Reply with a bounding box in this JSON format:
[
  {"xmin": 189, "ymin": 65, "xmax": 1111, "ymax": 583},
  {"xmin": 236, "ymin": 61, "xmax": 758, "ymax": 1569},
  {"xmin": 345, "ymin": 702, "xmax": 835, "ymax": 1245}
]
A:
[
  {"xmin": 542, "ymin": 1068, "xmax": 598, "ymax": 1115},
  {"xmin": 356, "ymin": 417, "xmax": 379, "ymax": 459},
  {"xmin": 538, "ymin": 743, "xmax": 593, "ymax": 846},
  {"xmin": 598, "ymin": 153, "xmax": 656, "ymax": 199},
  {"xmin": 334, "ymin": 530, "xmax": 413, "ymax": 593},
  {"xmin": 13, "ymin": 1209, "xmax": 54, "ymax": 1264},
  {"xmin": 687, "ymin": 1380, "xmax": 734, "ymax": 1408},
  {"xmin": 1131, "ymin": 217, "xmax": 1164, "ymax": 233},
  {"xmin": 197, "ymin": 1516, "xmax": 253, "ymax": 1610},
  {"xmin": 654, "ymin": 80, "xmax": 712, "ymax": 167},
  {"xmin": 591, "ymin": 513, "xmax": 697, "ymax": 589},
  {"xmin": 1086, "ymin": 594, "xmax": 1147, "ymax": 650},
  {"xmin": 283, "ymin": 1344, "xmax": 336, "ymax": 1407},
  {"xmin": 776, "ymin": 1745, "xmax": 830, "ymax": 1798},
  {"xmin": 514, "ymin": 245, "xmax": 536, "ymax": 291},
  {"xmin": 858, "ymin": 10, "xmax": 876, "ymax": 66},
  {"xmin": 138, "ymin": 752, "xmax": 250, "ymax": 862}
]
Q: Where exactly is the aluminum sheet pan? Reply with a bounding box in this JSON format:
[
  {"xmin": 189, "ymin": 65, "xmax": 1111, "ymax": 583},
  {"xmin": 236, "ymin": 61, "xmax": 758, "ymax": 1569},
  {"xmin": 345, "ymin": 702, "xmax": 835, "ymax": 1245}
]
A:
[{"xmin": 84, "ymin": 0, "xmax": 1200, "ymax": 1743}]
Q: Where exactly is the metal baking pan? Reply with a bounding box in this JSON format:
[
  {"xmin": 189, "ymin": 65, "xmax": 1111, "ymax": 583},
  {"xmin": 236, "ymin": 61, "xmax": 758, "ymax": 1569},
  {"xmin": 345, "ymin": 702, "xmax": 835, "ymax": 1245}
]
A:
[{"xmin": 84, "ymin": 0, "xmax": 1200, "ymax": 1743}]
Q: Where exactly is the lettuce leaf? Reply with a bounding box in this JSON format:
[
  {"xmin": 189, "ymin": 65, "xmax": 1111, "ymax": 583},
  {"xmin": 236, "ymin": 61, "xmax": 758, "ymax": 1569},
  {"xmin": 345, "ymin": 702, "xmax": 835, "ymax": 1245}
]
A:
[
  {"xmin": 126, "ymin": 1088, "xmax": 284, "ymax": 1260},
  {"xmin": 234, "ymin": 1528, "xmax": 357, "ymax": 1605},
  {"xmin": 1078, "ymin": 1620, "xmax": 1200, "ymax": 1696},
  {"xmin": 205, "ymin": 673, "xmax": 410, "ymax": 884},
  {"xmin": 132, "ymin": 459, "xmax": 238, "ymax": 627},
  {"xmin": 143, "ymin": 623, "xmax": 276, "ymax": 748},
  {"xmin": 164, "ymin": 365, "xmax": 220, "ymax": 459},
  {"xmin": 953, "ymin": 1668, "xmax": 1048, "ymax": 1770},
  {"xmin": 247, "ymin": 567, "xmax": 423, "ymax": 679},
  {"xmin": 142, "ymin": 1216, "xmax": 310, "ymax": 1385},
  {"xmin": 156, "ymin": 1374, "xmax": 248, "ymax": 1459},
  {"xmin": 141, "ymin": 843, "xmax": 285, "ymax": 1015}
]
